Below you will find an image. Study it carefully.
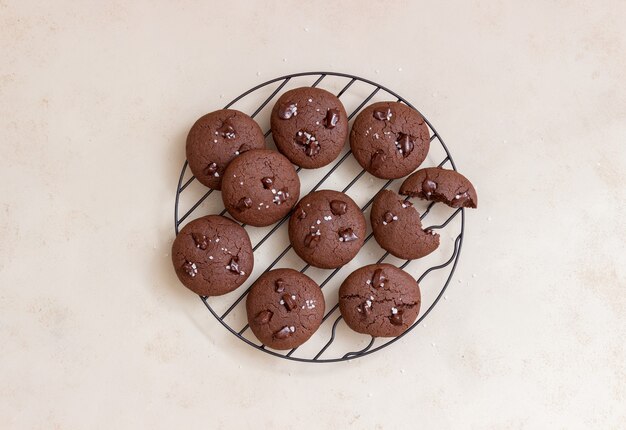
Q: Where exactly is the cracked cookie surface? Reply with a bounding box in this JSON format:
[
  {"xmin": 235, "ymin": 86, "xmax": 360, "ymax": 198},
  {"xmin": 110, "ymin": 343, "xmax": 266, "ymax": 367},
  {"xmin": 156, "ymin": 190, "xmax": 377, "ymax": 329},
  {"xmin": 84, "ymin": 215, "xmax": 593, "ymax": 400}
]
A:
[
  {"xmin": 270, "ymin": 87, "xmax": 348, "ymax": 169},
  {"xmin": 186, "ymin": 109, "xmax": 266, "ymax": 190},
  {"xmin": 339, "ymin": 264, "xmax": 421, "ymax": 337},
  {"xmin": 350, "ymin": 101, "xmax": 430, "ymax": 179},
  {"xmin": 222, "ymin": 149, "xmax": 300, "ymax": 226},
  {"xmin": 171, "ymin": 215, "xmax": 253, "ymax": 296},
  {"xmin": 400, "ymin": 167, "xmax": 478, "ymax": 208},
  {"xmin": 288, "ymin": 190, "xmax": 366, "ymax": 269},
  {"xmin": 371, "ymin": 189, "xmax": 440, "ymax": 260},
  {"xmin": 246, "ymin": 268, "xmax": 325, "ymax": 350}
]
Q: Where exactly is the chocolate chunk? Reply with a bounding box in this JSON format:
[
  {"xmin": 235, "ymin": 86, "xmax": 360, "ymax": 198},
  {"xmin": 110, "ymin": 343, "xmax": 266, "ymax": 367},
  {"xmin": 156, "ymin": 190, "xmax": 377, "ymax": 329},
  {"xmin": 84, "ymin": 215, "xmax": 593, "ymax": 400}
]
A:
[
  {"xmin": 452, "ymin": 191, "xmax": 470, "ymax": 206},
  {"xmin": 390, "ymin": 311, "xmax": 403, "ymax": 326},
  {"xmin": 372, "ymin": 268, "xmax": 386, "ymax": 288},
  {"xmin": 191, "ymin": 233, "xmax": 209, "ymax": 250},
  {"xmin": 383, "ymin": 212, "xmax": 394, "ymax": 224},
  {"xmin": 395, "ymin": 133, "xmax": 414, "ymax": 158},
  {"xmin": 236, "ymin": 197, "xmax": 252, "ymax": 211},
  {"xmin": 401, "ymin": 199, "xmax": 413, "ymax": 207},
  {"xmin": 275, "ymin": 279, "xmax": 286, "ymax": 293},
  {"xmin": 422, "ymin": 179, "xmax": 437, "ymax": 196},
  {"xmin": 203, "ymin": 162, "xmax": 218, "ymax": 176},
  {"xmin": 372, "ymin": 107, "xmax": 392, "ymax": 121},
  {"xmin": 182, "ymin": 261, "xmax": 198, "ymax": 277},
  {"xmin": 261, "ymin": 177, "xmax": 274, "ymax": 189},
  {"xmin": 338, "ymin": 228, "xmax": 358, "ymax": 242},
  {"xmin": 227, "ymin": 257, "xmax": 240, "ymax": 274},
  {"xmin": 304, "ymin": 140, "xmax": 320, "ymax": 156},
  {"xmin": 281, "ymin": 293, "xmax": 297, "ymax": 311},
  {"xmin": 295, "ymin": 130, "xmax": 320, "ymax": 157},
  {"xmin": 278, "ymin": 102, "xmax": 298, "ymax": 119},
  {"xmin": 217, "ymin": 121, "xmax": 236, "ymax": 139},
  {"xmin": 324, "ymin": 108, "xmax": 340, "ymax": 129},
  {"xmin": 294, "ymin": 205, "xmax": 307, "ymax": 220},
  {"xmin": 370, "ymin": 150, "xmax": 385, "ymax": 171},
  {"xmin": 330, "ymin": 200, "xmax": 347, "ymax": 216},
  {"xmin": 304, "ymin": 231, "xmax": 320, "ymax": 248},
  {"xmin": 254, "ymin": 310, "xmax": 273, "ymax": 324},
  {"xmin": 274, "ymin": 326, "xmax": 295, "ymax": 339}
]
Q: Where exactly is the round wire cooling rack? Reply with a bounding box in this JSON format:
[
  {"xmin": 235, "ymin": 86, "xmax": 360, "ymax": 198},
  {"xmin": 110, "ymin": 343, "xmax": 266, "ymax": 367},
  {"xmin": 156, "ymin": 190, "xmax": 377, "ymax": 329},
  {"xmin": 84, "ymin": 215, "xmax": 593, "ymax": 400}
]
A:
[{"xmin": 174, "ymin": 71, "xmax": 465, "ymax": 363}]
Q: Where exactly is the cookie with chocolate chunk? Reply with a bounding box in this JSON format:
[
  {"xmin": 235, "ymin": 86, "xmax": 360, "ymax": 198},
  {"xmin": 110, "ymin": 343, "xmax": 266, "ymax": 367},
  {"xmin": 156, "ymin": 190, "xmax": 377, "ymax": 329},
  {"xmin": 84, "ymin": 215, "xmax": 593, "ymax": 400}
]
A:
[
  {"xmin": 222, "ymin": 149, "xmax": 300, "ymax": 227},
  {"xmin": 270, "ymin": 87, "xmax": 348, "ymax": 169},
  {"xmin": 186, "ymin": 109, "xmax": 266, "ymax": 189},
  {"xmin": 399, "ymin": 167, "xmax": 478, "ymax": 208},
  {"xmin": 339, "ymin": 264, "xmax": 421, "ymax": 337},
  {"xmin": 171, "ymin": 215, "xmax": 253, "ymax": 296},
  {"xmin": 371, "ymin": 190, "xmax": 440, "ymax": 260},
  {"xmin": 246, "ymin": 269, "xmax": 325, "ymax": 350},
  {"xmin": 350, "ymin": 101, "xmax": 430, "ymax": 179},
  {"xmin": 289, "ymin": 190, "xmax": 366, "ymax": 269}
]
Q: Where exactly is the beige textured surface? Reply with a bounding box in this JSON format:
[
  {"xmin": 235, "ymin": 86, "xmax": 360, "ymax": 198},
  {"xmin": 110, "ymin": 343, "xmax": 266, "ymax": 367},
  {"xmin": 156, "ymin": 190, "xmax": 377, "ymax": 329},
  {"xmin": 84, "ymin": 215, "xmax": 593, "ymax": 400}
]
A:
[{"xmin": 1, "ymin": 1, "xmax": 625, "ymax": 428}]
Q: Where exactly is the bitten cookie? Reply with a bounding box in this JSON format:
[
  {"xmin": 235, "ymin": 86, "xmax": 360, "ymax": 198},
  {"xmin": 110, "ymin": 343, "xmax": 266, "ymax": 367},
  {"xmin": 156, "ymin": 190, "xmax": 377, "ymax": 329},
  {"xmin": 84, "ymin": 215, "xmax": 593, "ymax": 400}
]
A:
[
  {"xmin": 246, "ymin": 269, "xmax": 325, "ymax": 350},
  {"xmin": 399, "ymin": 167, "xmax": 478, "ymax": 208},
  {"xmin": 270, "ymin": 87, "xmax": 348, "ymax": 169},
  {"xmin": 371, "ymin": 190, "xmax": 440, "ymax": 260},
  {"xmin": 186, "ymin": 109, "xmax": 266, "ymax": 189},
  {"xmin": 171, "ymin": 215, "xmax": 253, "ymax": 296},
  {"xmin": 222, "ymin": 149, "xmax": 300, "ymax": 227},
  {"xmin": 289, "ymin": 190, "xmax": 366, "ymax": 269},
  {"xmin": 339, "ymin": 264, "xmax": 421, "ymax": 337},
  {"xmin": 350, "ymin": 101, "xmax": 430, "ymax": 179}
]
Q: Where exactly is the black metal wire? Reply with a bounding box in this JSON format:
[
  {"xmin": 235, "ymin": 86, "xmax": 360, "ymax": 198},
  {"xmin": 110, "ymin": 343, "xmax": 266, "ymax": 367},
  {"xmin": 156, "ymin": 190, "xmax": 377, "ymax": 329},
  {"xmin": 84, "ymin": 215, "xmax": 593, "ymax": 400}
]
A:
[{"xmin": 174, "ymin": 71, "xmax": 465, "ymax": 363}]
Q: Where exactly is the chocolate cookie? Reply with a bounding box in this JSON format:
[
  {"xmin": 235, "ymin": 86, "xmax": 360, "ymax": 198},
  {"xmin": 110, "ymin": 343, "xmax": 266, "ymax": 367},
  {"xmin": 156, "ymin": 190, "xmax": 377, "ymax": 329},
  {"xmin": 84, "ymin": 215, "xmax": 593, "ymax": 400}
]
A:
[
  {"xmin": 171, "ymin": 215, "xmax": 253, "ymax": 296},
  {"xmin": 246, "ymin": 268, "xmax": 325, "ymax": 350},
  {"xmin": 289, "ymin": 190, "xmax": 366, "ymax": 269},
  {"xmin": 350, "ymin": 101, "xmax": 430, "ymax": 179},
  {"xmin": 399, "ymin": 167, "xmax": 478, "ymax": 208},
  {"xmin": 371, "ymin": 190, "xmax": 440, "ymax": 260},
  {"xmin": 270, "ymin": 87, "xmax": 348, "ymax": 169},
  {"xmin": 186, "ymin": 109, "xmax": 266, "ymax": 189},
  {"xmin": 222, "ymin": 149, "xmax": 300, "ymax": 227},
  {"xmin": 339, "ymin": 264, "xmax": 421, "ymax": 337}
]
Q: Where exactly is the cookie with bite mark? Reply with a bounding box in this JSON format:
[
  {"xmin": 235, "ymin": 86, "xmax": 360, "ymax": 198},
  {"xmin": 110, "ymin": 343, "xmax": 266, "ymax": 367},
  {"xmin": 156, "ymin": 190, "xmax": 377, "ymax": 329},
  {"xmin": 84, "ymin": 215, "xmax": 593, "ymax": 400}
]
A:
[
  {"xmin": 371, "ymin": 190, "xmax": 440, "ymax": 260},
  {"xmin": 399, "ymin": 167, "xmax": 478, "ymax": 208}
]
